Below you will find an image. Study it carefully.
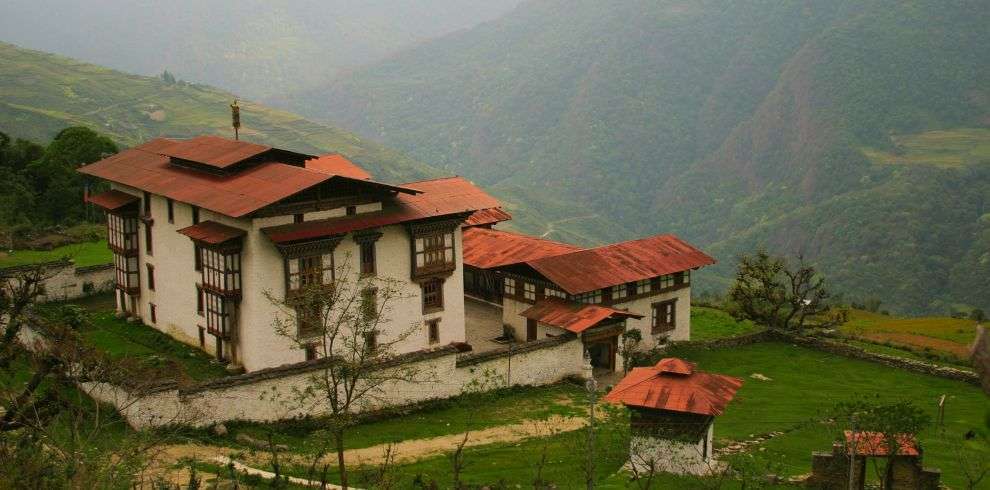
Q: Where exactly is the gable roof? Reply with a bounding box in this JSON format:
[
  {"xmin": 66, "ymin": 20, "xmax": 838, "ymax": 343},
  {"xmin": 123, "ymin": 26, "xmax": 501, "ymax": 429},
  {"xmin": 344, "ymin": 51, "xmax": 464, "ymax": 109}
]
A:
[
  {"xmin": 462, "ymin": 227, "xmax": 582, "ymax": 269},
  {"xmin": 160, "ymin": 135, "xmax": 274, "ymax": 169},
  {"xmin": 604, "ymin": 358, "xmax": 742, "ymax": 416},
  {"xmin": 262, "ymin": 177, "xmax": 502, "ymax": 243},
  {"xmin": 305, "ymin": 154, "xmax": 373, "ymax": 180},
  {"xmin": 527, "ymin": 235, "xmax": 716, "ymax": 294},
  {"xmin": 78, "ymin": 137, "xmax": 418, "ymax": 218},
  {"xmin": 520, "ymin": 298, "xmax": 642, "ymax": 334},
  {"xmin": 463, "ymin": 207, "xmax": 513, "ymax": 227}
]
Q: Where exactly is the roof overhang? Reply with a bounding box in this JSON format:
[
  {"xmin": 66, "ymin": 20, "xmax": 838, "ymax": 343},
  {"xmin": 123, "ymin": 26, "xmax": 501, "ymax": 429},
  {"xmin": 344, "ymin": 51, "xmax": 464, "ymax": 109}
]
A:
[
  {"xmin": 177, "ymin": 220, "xmax": 247, "ymax": 246},
  {"xmin": 86, "ymin": 189, "xmax": 140, "ymax": 212},
  {"xmin": 520, "ymin": 298, "xmax": 643, "ymax": 334}
]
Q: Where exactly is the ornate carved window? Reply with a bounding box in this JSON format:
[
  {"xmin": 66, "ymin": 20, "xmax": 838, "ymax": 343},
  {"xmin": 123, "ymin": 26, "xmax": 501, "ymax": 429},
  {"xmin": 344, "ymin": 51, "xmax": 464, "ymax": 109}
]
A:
[
  {"xmin": 107, "ymin": 213, "xmax": 139, "ymax": 254},
  {"xmin": 575, "ymin": 289, "xmax": 603, "ymax": 304},
  {"xmin": 205, "ymin": 291, "xmax": 234, "ymax": 339},
  {"xmin": 409, "ymin": 221, "xmax": 457, "ymax": 279},
  {"xmin": 635, "ymin": 279, "xmax": 651, "ymax": 295},
  {"xmin": 201, "ymin": 246, "xmax": 242, "ymax": 296},
  {"xmin": 113, "ymin": 253, "xmax": 140, "ymax": 294},
  {"xmin": 422, "ymin": 277, "xmax": 444, "ymax": 312},
  {"xmin": 652, "ymin": 299, "xmax": 676, "ymax": 334},
  {"xmin": 611, "ymin": 284, "xmax": 627, "ymax": 301},
  {"xmin": 655, "ymin": 274, "xmax": 675, "ymax": 290},
  {"xmin": 277, "ymin": 238, "xmax": 342, "ymax": 296},
  {"xmin": 354, "ymin": 231, "xmax": 382, "ymax": 276}
]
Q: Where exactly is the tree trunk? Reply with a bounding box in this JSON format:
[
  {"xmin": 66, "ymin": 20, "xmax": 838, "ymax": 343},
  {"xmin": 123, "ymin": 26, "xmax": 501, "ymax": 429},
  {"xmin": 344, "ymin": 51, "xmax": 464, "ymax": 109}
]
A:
[{"xmin": 334, "ymin": 428, "xmax": 348, "ymax": 490}]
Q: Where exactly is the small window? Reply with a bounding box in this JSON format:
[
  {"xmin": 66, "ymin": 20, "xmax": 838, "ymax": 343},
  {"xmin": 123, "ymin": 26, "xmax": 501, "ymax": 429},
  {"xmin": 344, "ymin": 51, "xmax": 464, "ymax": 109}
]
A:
[
  {"xmin": 675, "ymin": 270, "xmax": 690, "ymax": 286},
  {"xmin": 191, "ymin": 205, "xmax": 200, "ymax": 225},
  {"xmin": 294, "ymin": 213, "xmax": 304, "ymax": 224},
  {"xmin": 364, "ymin": 331, "xmax": 378, "ymax": 353},
  {"xmin": 149, "ymin": 303, "xmax": 157, "ymax": 323},
  {"xmin": 146, "ymin": 264, "xmax": 155, "ymax": 290},
  {"xmin": 652, "ymin": 299, "xmax": 677, "ymax": 334},
  {"xmin": 194, "ymin": 244, "xmax": 203, "ymax": 271},
  {"xmin": 575, "ymin": 289, "xmax": 602, "ymax": 304},
  {"xmin": 526, "ymin": 318, "xmax": 537, "ymax": 341},
  {"xmin": 503, "ymin": 278, "xmax": 516, "ymax": 296},
  {"xmin": 346, "ymin": 205, "xmax": 357, "ymax": 216},
  {"xmin": 636, "ymin": 279, "xmax": 651, "ymax": 295},
  {"xmin": 198, "ymin": 326, "xmax": 205, "ymax": 348},
  {"xmin": 427, "ymin": 319, "xmax": 440, "ymax": 344},
  {"xmin": 360, "ymin": 241, "xmax": 376, "ymax": 275},
  {"xmin": 196, "ymin": 285, "xmax": 204, "ymax": 315},
  {"xmin": 611, "ymin": 284, "xmax": 627, "ymax": 301},
  {"xmin": 144, "ymin": 222, "xmax": 153, "ymax": 255},
  {"xmin": 143, "ymin": 191, "xmax": 151, "ymax": 216},
  {"xmin": 166, "ymin": 198, "xmax": 174, "ymax": 223},
  {"xmin": 422, "ymin": 278, "xmax": 444, "ymax": 312},
  {"xmin": 545, "ymin": 287, "xmax": 566, "ymax": 299},
  {"xmin": 657, "ymin": 274, "xmax": 675, "ymax": 290},
  {"xmin": 296, "ymin": 303, "xmax": 322, "ymax": 338},
  {"xmin": 523, "ymin": 282, "xmax": 536, "ymax": 301},
  {"xmin": 361, "ymin": 288, "xmax": 378, "ymax": 322},
  {"xmin": 287, "ymin": 254, "xmax": 334, "ymax": 293},
  {"xmin": 304, "ymin": 344, "xmax": 318, "ymax": 361}
]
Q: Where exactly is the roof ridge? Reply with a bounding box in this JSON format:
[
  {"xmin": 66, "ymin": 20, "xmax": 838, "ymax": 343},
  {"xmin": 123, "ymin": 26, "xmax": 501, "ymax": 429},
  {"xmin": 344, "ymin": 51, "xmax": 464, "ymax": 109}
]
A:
[
  {"xmin": 398, "ymin": 175, "xmax": 465, "ymax": 185},
  {"xmin": 468, "ymin": 227, "xmax": 581, "ymax": 249}
]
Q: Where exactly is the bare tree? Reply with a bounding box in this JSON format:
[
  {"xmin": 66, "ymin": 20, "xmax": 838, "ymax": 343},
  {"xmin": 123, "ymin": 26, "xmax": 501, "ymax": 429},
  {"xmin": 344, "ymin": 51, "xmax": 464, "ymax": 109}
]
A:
[
  {"xmin": 0, "ymin": 262, "xmax": 60, "ymax": 367},
  {"xmin": 728, "ymin": 250, "xmax": 842, "ymax": 332},
  {"xmin": 266, "ymin": 256, "xmax": 429, "ymax": 489}
]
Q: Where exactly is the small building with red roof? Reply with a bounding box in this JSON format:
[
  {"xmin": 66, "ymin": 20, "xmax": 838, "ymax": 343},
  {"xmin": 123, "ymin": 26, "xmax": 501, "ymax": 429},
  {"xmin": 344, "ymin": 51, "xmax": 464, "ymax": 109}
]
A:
[{"xmin": 604, "ymin": 358, "xmax": 742, "ymax": 475}]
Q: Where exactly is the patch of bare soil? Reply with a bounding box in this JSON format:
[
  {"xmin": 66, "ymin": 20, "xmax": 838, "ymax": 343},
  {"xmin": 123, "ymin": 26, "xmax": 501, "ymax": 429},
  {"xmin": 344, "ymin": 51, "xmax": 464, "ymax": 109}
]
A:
[{"xmin": 860, "ymin": 332, "xmax": 970, "ymax": 358}]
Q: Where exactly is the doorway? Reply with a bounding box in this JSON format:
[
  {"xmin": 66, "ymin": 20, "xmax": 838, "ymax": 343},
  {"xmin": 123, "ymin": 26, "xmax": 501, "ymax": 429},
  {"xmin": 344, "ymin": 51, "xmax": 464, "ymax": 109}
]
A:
[{"xmin": 586, "ymin": 337, "xmax": 617, "ymax": 372}]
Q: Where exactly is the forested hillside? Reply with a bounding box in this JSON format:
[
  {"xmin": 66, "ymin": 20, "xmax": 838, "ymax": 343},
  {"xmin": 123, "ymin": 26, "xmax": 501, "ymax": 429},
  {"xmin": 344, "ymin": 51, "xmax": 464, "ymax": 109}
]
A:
[
  {"xmin": 0, "ymin": 0, "xmax": 523, "ymax": 102},
  {"xmin": 307, "ymin": 0, "xmax": 990, "ymax": 314},
  {"xmin": 0, "ymin": 42, "xmax": 439, "ymax": 184}
]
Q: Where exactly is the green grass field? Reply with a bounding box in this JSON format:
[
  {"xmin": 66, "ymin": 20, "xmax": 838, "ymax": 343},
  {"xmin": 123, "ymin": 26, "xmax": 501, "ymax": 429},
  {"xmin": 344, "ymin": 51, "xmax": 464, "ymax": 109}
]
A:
[
  {"xmin": 77, "ymin": 306, "xmax": 228, "ymax": 382},
  {"xmin": 0, "ymin": 239, "xmax": 111, "ymax": 268},
  {"xmin": 206, "ymin": 342, "xmax": 987, "ymax": 489},
  {"xmin": 690, "ymin": 306, "xmax": 763, "ymax": 341},
  {"xmin": 861, "ymin": 127, "xmax": 990, "ymax": 168}
]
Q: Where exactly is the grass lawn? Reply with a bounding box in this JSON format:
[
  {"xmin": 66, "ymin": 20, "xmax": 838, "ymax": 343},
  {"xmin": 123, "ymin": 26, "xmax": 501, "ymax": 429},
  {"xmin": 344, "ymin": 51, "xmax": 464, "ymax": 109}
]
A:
[
  {"xmin": 0, "ymin": 239, "xmax": 112, "ymax": 268},
  {"xmin": 839, "ymin": 308, "xmax": 979, "ymax": 363},
  {"xmin": 78, "ymin": 308, "xmax": 229, "ymax": 382},
  {"xmin": 690, "ymin": 306, "xmax": 763, "ymax": 341},
  {"xmin": 216, "ymin": 342, "xmax": 988, "ymax": 489}
]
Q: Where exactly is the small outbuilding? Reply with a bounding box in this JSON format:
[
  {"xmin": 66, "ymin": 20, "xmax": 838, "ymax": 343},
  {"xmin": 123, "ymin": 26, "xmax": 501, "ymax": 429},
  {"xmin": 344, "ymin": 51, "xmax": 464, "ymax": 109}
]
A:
[{"xmin": 604, "ymin": 358, "xmax": 743, "ymax": 475}]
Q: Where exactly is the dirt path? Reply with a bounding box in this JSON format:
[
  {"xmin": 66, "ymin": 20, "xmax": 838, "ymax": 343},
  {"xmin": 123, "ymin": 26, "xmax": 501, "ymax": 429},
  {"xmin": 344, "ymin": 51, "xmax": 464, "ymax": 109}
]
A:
[{"xmin": 150, "ymin": 414, "xmax": 587, "ymax": 481}]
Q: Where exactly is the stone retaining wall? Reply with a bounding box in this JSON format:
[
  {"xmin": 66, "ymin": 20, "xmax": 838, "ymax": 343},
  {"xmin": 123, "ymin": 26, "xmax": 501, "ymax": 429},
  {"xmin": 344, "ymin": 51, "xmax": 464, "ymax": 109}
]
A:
[
  {"xmin": 0, "ymin": 259, "xmax": 114, "ymax": 302},
  {"xmin": 84, "ymin": 335, "xmax": 587, "ymax": 429}
]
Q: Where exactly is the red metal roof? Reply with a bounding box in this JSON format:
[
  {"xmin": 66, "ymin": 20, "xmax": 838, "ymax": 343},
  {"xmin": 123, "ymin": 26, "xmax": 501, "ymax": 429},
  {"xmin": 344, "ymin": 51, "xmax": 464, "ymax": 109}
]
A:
[
  {"xmin": 527, "ymin": 235, "xmax": 716, "ymax": 295},
  {"xmin": 262, "ymin": 177, "xmax": 502, "ymax": 243},
  {"xmin": 656, "ymin": 358, "xmax": 695, "ymax": 375},
  {"xmin": 86, "ymin": 189, "xmax": 139, "ymax": 211},
  {"xmin": 160, "ymin": 135, "xmax": 272, "ymax": 169},
  {"xmin": 78, "ymin": 138, "xmax": 417, "ymax": 218},
  {"xmin": 843, "ymin": 431, "xmax": 919, "ymax": 456},
  {"xmin": 462, "ymin": 227, "xmax": 582, "ymax": 269},
  {"xmin": 464, "ymin": 207, "xmax": 513, "ymax": 227},
  {"xmin": 604, "ymin": 359, "xmax": 742, "ymax": 416},
  {"xmin": 305, "ymin": 154, "xmax": 373, "ymax": 180},
  {"xmin": 520, "ymin": 298, "xmax": 642, "ymax": 334},
  {"xmin": 177, "ymin": 220, "xmax": 247, "ymax": 245}
]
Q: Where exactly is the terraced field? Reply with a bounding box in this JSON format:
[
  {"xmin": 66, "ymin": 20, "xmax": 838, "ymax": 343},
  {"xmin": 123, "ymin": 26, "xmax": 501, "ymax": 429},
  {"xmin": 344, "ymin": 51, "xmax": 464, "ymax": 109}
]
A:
[{"xmin": 861, "ymin": 128, "xmax": 990, "ymax": 168}]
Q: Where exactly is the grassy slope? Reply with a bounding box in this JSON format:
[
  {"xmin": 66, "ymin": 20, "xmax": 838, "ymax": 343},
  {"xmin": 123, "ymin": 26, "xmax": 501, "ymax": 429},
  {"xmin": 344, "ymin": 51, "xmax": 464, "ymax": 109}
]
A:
[
  {"xmin": 689, "ymin": 306, "xmax": 763, "ymax": 341},
  {"xmin": 0, "ymin": 239, "xmax": 110, "ymax": 268},
  {"xmin": 0, "ymin": 42, "xmax": 440, "ymax": 184},
  {"xmin": 317, "ymin": 0, "xmax": 990, "ymax": 315}
]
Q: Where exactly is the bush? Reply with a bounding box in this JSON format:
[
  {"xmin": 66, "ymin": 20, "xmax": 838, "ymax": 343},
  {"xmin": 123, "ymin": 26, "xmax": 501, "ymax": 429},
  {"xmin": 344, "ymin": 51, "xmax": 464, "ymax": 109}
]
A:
[{"xmin": 970, "ymin": 309, "xmax": 985, "ymax": 322}]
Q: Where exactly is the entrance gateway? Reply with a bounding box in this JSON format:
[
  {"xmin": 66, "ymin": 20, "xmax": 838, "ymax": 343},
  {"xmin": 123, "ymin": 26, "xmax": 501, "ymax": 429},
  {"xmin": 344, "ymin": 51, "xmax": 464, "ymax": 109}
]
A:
[{"xmin": 582, "ymin": 321, "xmax": 625, "ymax": 372}]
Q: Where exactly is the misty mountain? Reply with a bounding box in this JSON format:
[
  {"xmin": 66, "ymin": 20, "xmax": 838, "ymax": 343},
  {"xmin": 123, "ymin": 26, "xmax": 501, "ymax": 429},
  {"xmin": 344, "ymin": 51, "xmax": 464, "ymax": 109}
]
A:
[
  {"xmin": 301, "ymin": 0, "xmax": 990, "ymax": 314},
  {"xmin": 0, "ymin": 0, "xmax": 524, "ymax": 102}
]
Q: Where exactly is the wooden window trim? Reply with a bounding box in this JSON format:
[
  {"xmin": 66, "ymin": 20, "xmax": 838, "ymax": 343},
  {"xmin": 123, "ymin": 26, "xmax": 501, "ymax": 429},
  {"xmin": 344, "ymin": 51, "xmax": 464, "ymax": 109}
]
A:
[
  {"xmin": 526, "ymin": 318, "xmax": 537, "ymax": 341},
  {"xmin": 360, "ymin": 240, "xmax": 376, "ymax": 275},
  {"xmin": 422, "ymin": 277, "xmax": 444, "ymax": 313},
  {"xmin": 144, "ymin": 221, "xmax": 153, "ymax": 255},
  {"xmin": 285, "ymin": 253, "xmax": 334, "ymax": 296},
  {"xmin": 194, "ymin": 244, "xmax": 203, "ymax": 271},
  {"xmin": 142, "ymin": 191, "xmax": 151, "ymax": 217},
  {"xmin": 198, "ymin": 326, "xmax": 205, "ymax": 348},
  {"xmin": 146, "ymin": 263, "xmax": 155, "ymax": 291},
  {"xmin": 294, "ymin": 213, "xmax": 304, "ymax": 224},
  {"xmin": 651, "ymin": 299, "xmax": 677, "ymax": 334},
  {"xmin": 166, "ymin": 198, "xmax": 174, "ymax": 223},
  {"xmin": 149, "ymin": 303, "xmax": 157, "ymax": 323},
  {"xmin": 196, "ymin": 284, "xmax": 204, "ymax": 315},
  {"xmin": 304, "ymin": 343, "xmax": 319, "ymax": 361},
  {"xmin": 427, "ymin": 318, "xmax": 440, "ymax": 344},
  {"xmin": 364, "ymin": 330, "xmax": 378, "ymax": 353},
  {"xmin": 191, "ymin": 205, "xmax": 200, "ymax": 225},
  {"xmin": 346, "ymin": 205, "xmax": 357, "ymax": 216}
]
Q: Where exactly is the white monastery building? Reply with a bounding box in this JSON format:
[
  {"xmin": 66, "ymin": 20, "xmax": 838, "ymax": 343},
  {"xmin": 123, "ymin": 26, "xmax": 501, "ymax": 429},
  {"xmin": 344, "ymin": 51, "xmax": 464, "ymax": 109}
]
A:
[{"xmin": 80, "ymin": 135, "xmax": 714, "ymax": 374}]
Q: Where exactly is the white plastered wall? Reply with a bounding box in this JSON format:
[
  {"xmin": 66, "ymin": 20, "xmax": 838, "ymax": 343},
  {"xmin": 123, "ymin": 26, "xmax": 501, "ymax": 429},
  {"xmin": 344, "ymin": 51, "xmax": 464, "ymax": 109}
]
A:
[{"xmin": 613, "ymin": 286, "xmax": 692, "ymax": 349}]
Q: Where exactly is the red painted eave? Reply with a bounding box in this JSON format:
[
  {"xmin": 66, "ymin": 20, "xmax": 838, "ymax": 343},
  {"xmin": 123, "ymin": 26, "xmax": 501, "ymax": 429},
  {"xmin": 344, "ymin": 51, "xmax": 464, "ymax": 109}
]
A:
[
  {"xmin": 177, "ymin": 220, "xmax": 247, "ymax": 245},
  {"xmin": 463, "ymin": 227, "xmax": 582, "ymax": 269},
  {"xmin": 520, "ymin": 298, "xmax": 642, "ymax": 334},
  {"xmin": 86, "ymin": 189, "xmax": 139, "ymax": 211}
]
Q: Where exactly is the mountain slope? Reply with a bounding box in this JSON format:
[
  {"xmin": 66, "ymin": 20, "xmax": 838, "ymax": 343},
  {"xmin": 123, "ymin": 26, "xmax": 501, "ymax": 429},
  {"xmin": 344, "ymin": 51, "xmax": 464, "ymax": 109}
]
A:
[
  {"xmin": 308, "ymin": 0, "xmax": 990, "ymax": 314},
  {"xmin": 0, "ymin": 42, "xmax": 439, "ymax": 183},
  {"xmin": 0, "ymin": 0, "xmax": 524, "ymax": 102}
]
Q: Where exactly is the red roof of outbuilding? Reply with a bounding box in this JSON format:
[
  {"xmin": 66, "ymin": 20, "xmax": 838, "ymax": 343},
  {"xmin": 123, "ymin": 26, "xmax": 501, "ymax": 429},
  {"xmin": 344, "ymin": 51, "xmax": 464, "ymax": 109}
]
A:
[
  {"xmin": 604, "ymin": 358, "xmax": 742, "ymax": 416},
  {"xmin": 464, "ymin": 207, "xmax": 513, "ymax": 227},
  {"xmin": 305, "ymin": 154, "xmax": 373, "ymax": 180},
  {"xmin": 160, "ymin": 135, "xmax": 273, "ymax": 169},
  {"xmin": 177, "ymin": 220, "xmax": 247, "ymax": 245},
  {"xmin": 843, "ymin": 431, "xmax": 919, "ymax": 456},
  {"xmin": 262, "ymin": 177, "xmax": 502, "ymax": 243},
  {"xmin": 78, "ymin": 138, "xmax": 417, "ymax": 218},
  {"xmin": 86, "ymin": 189, "xmax": 139, "ymax": 211},
  {"xmin": 462, "ymin": 227, "xmax": 582, "ymax": 269},
  {"xmin": 527, "ymin": 235, "xmax": 716, "ymax": 295},
  {"xmin": 520, "ymin": 298, "xmax": 642, "ymax": 334}
]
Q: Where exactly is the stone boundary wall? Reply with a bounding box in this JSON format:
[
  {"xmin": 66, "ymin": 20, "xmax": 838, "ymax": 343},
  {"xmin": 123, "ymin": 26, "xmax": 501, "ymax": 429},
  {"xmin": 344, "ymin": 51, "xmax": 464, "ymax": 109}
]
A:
[
  {"xmin": 767, "ymin": 330, "xmax": 979, "ymax": 385},
  {"xmin": 84, "ymin": 335, "xmax": 586, "ymax": 429},
  {"xmin": 0, "ymin": 259, "xmax": 114, "ymax": 302}
]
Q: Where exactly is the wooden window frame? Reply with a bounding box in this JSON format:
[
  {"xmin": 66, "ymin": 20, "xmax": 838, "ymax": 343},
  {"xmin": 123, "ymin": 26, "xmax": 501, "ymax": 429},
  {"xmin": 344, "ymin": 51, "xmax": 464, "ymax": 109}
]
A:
[
  {"xmin": 611, "ymin": 284, "xmax": 628, "ymax": 301},
  {"xmin": 635, "ymin": 279, "xmax": 651, "ymax": 295},
  {"xmin": 294, "ymin": 213, "xmax": 304, "ymax": 224},
  {"xmin": 144, "ymin": 221, "xmax": 153, "ymax": 255},
  {"xmin": 360, "ymin": 240, "xmax": 377, "ymax": 275},
  {"xmin": 526, "ymin": 318, "xmax": 538, "ymax": 341},
  {"xmin": 142, "ymin": 191, "xmax": 151, "ymax": 217},
  {"xmin": 196, "ymin": 284, "xmax": 204, "ymax": 315},
  {"xmin": 364, "ymin": 330, "xmax": 378, "ymax": 353},
  {"xmin": 113, "ymin": 253, "xmax": 140, "ymax": 293},
  {"xmin": 544, "ymin": 287, "xmax": 566, "ymax": 299},
  {"xmin": 295, "ymin": 302, "xmax": 323, "ymax": 339},
  {"xmin": 201, "ymin": 246, "xmax": 242, "ymax": 296},
  {"xmin": 194, "ymin": 244, "xmax": 203, "ymax": 271},
  {"xmin": 421, "ymin": 277, "xmax": 444, "ymax": 313},
  {"xmin": 503, "ymin": 277, "xmax": 516, "ymax": 296},
  {"xmin": 285, "ymin": 253, "xmax": 334, "ymax": 294},
  {"xmin": 346, "ymin": 205, "xmax": 357, "ymax": 216},
  {"xmin": 304, "ymin": 343, "xmax": 319, "ymax": 361},
  {"xmin": 410, "ymin": 225, "xmax": 456, "ymax": 278},
  {"xmin": 191, "ymin": 205, "xmax": 200, "ymax": 225},
  {"xmin": 166, "ymin": 198, "xmax": 174, "ymax": 223},
  {"xmin": 522, "ymin": 282, "xmax": 537, "ymax": 302},
  {"xmin": 198, "ymin": 326, "xmax": 205, "ymax": 348},
  {"xmin": 205, "ymin": 290, "xmax": 232, "ymax": 339},
  {"xmin": 651, "ymin": 299, "xmax": 677, "ymax": 334},
  {"xmin": 427, "ymin": 318, "xmax": 440, "ymax": 344},
  {"xmin": 146, "ymin": 263, "xmax": 155, "ymax": 291},
  {"xmin": 575, "ymin": 289, "xmax": 603, "ymax": 304},
  {"xmin": 107, "ymin": 213, "xmax": 138, "ymax": 254},
  {"xmin": 149, "ymin": 303, "xmax": 156, "ymax": 323},
  {"xmin": 361, "ymin": 287, "xmax": 378, "ymax": 322}
]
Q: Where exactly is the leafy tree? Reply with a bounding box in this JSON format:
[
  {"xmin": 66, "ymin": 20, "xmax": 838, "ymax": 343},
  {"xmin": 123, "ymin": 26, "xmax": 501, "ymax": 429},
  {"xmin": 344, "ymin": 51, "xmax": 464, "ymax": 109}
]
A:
[
  {"xmin": 970, "ymin": 309, "xmax": 985, "ymax": 322},
  {"xmin": 728, "ymin": 250, "xmax": 837, "ymax": 331},
  {"xmin": 24, "ymin": 126, "xmax": 117, "ymax": 225}
]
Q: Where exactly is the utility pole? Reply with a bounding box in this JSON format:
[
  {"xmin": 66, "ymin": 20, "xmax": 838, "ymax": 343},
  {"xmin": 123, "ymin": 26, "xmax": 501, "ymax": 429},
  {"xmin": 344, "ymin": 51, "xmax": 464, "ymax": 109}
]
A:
[{"xmin": 585, "ymin": 376, "xmax": 598, "ymax": 490}]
